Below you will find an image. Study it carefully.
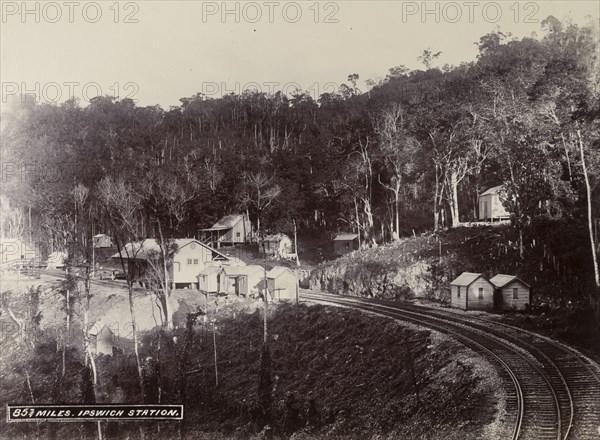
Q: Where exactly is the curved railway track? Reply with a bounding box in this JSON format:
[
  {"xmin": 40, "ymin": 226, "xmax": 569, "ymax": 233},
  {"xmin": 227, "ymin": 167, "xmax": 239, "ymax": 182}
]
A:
[{"xmin": 301, "ymin": 291, "xmax": 600, "ymax": 440}]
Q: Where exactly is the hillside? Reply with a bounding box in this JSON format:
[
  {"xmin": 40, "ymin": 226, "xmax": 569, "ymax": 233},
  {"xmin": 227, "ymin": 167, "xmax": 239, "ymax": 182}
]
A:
[
  {"xmin": 0, "ymin": 300, "xmax": 507, "ymax": 440},
  {"xmin": 309, "ymin": 219, "xmax": 600, "ymax": 352}
]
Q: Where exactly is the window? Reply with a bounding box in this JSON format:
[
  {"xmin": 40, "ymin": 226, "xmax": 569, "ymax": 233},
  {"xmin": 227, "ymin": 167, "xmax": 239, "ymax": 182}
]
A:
[
  {"xmin": 236, "ymin": 232, "xmax": 241, "ymax": 238},
  {"xmin": 193, "ymin": 259, "xmax": 199, "ymax": 265},
  {"xmin": 478, "ymin": 288, "xmax": 483, "ymax": 299},
  {"xmin": 513, "ymin": 288, "xmax": 518, "ymax": 299},
  {"xmin": 457, "ymin": 286, "xmax": 461, "ymax": 298},
  {"xmin": 187, "ymin": 259, "xmax": 192, "ymax": 265},
  {"xmin": 346, "ymin": 242, "xmax": 350, "ymax": 248}
]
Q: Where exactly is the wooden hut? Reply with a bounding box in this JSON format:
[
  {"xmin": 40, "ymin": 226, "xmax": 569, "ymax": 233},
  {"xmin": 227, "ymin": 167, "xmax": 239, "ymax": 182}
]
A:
[
  {"xmin": 490, "ymin": 274, "xmax": 531, "ymax": 311},
  {"xmin": 93, "ymin": 234, "xmax": 112, "ymax": 248},
  {"xmin": 266, "ymin": 266, "xmax": 298, "ymax": 301},
  {"xmin": 197, "ymin": 266, "xmax": 224, "ymax": 294},
  {"xmin": 222, "ymin": 265, "xmax": 265, "ymax": 296},
  {"xmin": 333, "ymin": 233, "xmax": 359, "ymax": 256},
  {"xmin": 262, "ymin": 233, "xmax": 294, "ymax": 259},
  {"xmin": 450, "ymin": 272, "xmax": 494, "ymax": 311},
  {"xmin": 478, "ymin": 186, "xmax": 510, "ymax": 221},
  {"xmin": 200, "ymin": 214, "xmax": 252, "ymax": 248},
  {"xmin": 89, "ymin": 321, "xmax": 123, "ymax": 356}
]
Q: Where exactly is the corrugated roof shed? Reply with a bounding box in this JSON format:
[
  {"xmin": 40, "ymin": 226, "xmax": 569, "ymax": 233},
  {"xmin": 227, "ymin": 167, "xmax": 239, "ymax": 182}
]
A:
[
  {"xmin": 450, "ymin": 272, "xmax": 483, "ymax": 286},
  {"xmin": 490, "ymin": 274, "xmax": 530, "ymax": 288},
  {"xmin": 334, "ymin": 234, "xmax": 359, "ymax": 241}
]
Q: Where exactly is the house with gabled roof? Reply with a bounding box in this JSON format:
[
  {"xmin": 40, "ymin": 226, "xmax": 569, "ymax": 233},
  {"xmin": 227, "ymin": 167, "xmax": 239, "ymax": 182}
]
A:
[
  {"xmin": 266, "ymin": 266, "xmax": 298, "ymax": 302},
  {"xmin": 333, "ymin": 233, "xmax": 359, "ymax": 256},
  {"xmin": 200, "ymin": 214, "xmax": 252, "ymax": 248},
  {"xmin": 490, "ymin": 274, "xmax": 531, "ymax": 311},
  {"xmin": 478, "ymin": 185, "xmax": 510, "ymax": 221},
  {"xmin": 450, "ymin": 272, "xmax": 495, "ymax": 311},
  {"xmin": 111, "ymin": 238, "xmax": 229, "ymax": 289},
  {"xmin": 262, "ymin": 233, "xmax": 294, "ymax": 259},
  {"xmin": 222, "ymin": 265, "xmax": 265, "ymax": 296}
]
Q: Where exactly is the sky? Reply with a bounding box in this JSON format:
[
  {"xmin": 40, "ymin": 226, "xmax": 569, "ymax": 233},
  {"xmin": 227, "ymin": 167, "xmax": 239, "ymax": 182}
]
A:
[{"xmin": 1, "ymin": 0, "xmax": 599, "ymax": 109}]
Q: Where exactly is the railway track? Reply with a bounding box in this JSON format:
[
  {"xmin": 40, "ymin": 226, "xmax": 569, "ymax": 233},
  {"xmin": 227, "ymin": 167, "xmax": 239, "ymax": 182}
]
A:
[{"xmin": 301, "ymin": 291, "xmax": 600, "ymax": 440}]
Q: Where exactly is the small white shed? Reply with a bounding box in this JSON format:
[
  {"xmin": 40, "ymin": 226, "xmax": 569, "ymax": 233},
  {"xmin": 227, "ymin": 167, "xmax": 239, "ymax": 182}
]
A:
[
  {"xmin": 267, "ymin": 266, "xmax": 298, "ymax": 301},
  {"xmin": 93, "ymin": 234, "xmax": 112, "ymax": 248},
  {"xmin": 450, "ymin": 272, "xmax": 495, "ymax": 311},
  {"xmin": 490, "ymin": 274, "xmax": 531, "ymax": 311},
  {"xmin": 478, "ymin": 186, "xmax": 510, "ymax": 221},
  {"xmin": 89, "ymin": 320, "xmax": 116, "ymax": 356}
]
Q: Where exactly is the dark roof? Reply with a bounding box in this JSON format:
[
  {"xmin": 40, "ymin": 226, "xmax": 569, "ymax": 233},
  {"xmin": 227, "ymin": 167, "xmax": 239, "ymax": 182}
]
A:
[
  {"xmin": 490, "ymin": 274, "xmax": 530, "ymax": 288},
  {"xmin": 334, "ymin": 234, "xmax": 359, "ymax": 241},
  {"xmin": 202, "ymin": 214, "xmax": 244, "ymax": 231}
]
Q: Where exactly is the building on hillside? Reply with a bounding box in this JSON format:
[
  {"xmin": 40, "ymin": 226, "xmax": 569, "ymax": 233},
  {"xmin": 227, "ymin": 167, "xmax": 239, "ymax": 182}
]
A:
[
  {"xmin": 333, "ymin": 233, "xmax": 359, "ymax": 256},
  {"xmin": 262, "ymin": 233, "xmax": 294, "ymax": 259},
  {"xmin": 89, "ymin": 321, "xmax": 126, "ymax": 356},
  {"xmin": 111, "ymin": 238, "xmax": 229, "ymax": 289},
  {"xmin": 93, "ymin": 234, "xmax": 112, "ymax": 248},
  {"xmin": 200, "ymin": 214, "xmax": 252, "ymax": 248},
  {"xmin": 490, "ymin": 274, "xmax": 531, "ymax": 311},
  {"xmin": 222, "ymin": 265, "xmax": 265, "ymax": 296},
  {"xmin": 265, "ymin": 266, "xmax": 298, "ymax": 301},
  {"xmin": 450, "ymin": 272, "xmax": 495, "ymax": 311},
  {"xmin": 478, "ymin": 186, "xmax": 510, "ymax": 221},
  {"xmin": 198, "ymin": 266, "xmax": 224, "ymax": 294}
]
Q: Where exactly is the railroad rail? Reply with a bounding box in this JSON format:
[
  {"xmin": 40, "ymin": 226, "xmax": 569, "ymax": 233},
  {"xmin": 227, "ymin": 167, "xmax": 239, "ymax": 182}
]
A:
[{"xmin": 301, "ymin": 290, "xmax": 600, "ymax": 440}]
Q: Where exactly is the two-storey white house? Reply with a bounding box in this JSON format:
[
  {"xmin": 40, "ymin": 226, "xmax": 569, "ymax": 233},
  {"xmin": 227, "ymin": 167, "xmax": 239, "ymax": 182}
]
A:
[{"xmin": 111, "ymin": 238, "xmax": 229, "ymax": 289}]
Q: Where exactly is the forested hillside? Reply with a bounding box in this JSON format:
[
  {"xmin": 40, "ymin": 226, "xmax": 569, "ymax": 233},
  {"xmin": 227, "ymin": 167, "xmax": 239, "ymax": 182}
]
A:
[{"xmin": 1, "ymin": 17, "xmax": 599, "ymax": 293}]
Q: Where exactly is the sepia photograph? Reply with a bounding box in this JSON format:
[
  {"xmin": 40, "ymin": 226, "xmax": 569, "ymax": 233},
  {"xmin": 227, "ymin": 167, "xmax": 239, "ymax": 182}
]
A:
[{"xmin": 1, "ymin": 1, "xmax": 600, "ymax": 439}]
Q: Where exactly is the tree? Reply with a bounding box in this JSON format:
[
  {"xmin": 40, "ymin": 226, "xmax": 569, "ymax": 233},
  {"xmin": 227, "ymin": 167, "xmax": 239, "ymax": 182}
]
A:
[
  {"xmin": 241, "ymin": 171, "xmax": 281, "ymax": 237},
  {"xmin": 97, "ymin": 176, "xmax": 146, "ymax": 400}
]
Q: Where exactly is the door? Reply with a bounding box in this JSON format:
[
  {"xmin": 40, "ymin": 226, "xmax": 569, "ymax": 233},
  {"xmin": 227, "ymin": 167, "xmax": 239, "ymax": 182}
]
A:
[
  {"xmin": 493, "ymin": 288, "xmax": 503, "ymax": 309},
  {"xmin": 483, "ymin": 200, "xmax": 489, "ymax": 219}
]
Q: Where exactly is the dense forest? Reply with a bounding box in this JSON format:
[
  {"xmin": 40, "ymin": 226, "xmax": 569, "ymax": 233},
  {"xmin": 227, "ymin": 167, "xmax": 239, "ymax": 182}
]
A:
[{"xmin": 1, "ymin": 17, "xmax": 599, "ymax": 284}]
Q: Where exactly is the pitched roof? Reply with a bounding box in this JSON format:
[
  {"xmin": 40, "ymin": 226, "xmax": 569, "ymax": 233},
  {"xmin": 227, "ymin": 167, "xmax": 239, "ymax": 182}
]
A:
[
  {"xmin": 450, "ymin": 272, "xmax": 484, "ymax": 286},
  {"xmin": 110, "ymin": 238, "xmax": 228, "ymax": 261},
  {"xmin": 89, "ymin": 320, "xmax": 109, "ymax": 336},
  {"xmin": 223, "ymin": 265, "xmax": 264, "ymax": 277},
  {"xmin": 267, "ymin": 266, "xmax": 295, "ymax": 279},
  {"xmin": 334, "ymin": 233, "xmax": 359, "ymax": 241},
  {"xmin": 480, "ymin": 185, "xmax": 504, "ymax": 196},
  {"xmin": 94, "ymin": 234, "xmax": 109, "ymax": 238},
  {"xmin": 202, "ymin": 214, "xmax": 244, "ymax": 231},
  {"xmin": 263, "ymin": 233, "xmax": 291, "ymax": 242},
  {"xmin": 490, "ymin": 274, "xmax": 530, "ymax": 288},
  {"xmin": 198, "ymin": 266, "xmax": 223, "ymax": 276}
]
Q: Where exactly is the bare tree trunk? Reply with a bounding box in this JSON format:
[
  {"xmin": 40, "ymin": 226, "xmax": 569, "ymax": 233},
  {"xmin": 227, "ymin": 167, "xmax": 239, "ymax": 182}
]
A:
[
  {"xmin": 448, "ymin": 169, "xmax": 460, "ymax": 228},
  {"xmin": 577, "ymin": 129, "xmax": 600, "ymax": 287},
  {"xmin": 157, "ymin": 222, "xmax": 173, "ymax": 330}
]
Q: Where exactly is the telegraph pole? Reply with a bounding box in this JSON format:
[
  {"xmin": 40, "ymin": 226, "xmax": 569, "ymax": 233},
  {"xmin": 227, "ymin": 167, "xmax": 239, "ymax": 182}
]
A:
[{"xmin": 262, "ymin": 235, "xmax": 268, "ymax": 343}]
